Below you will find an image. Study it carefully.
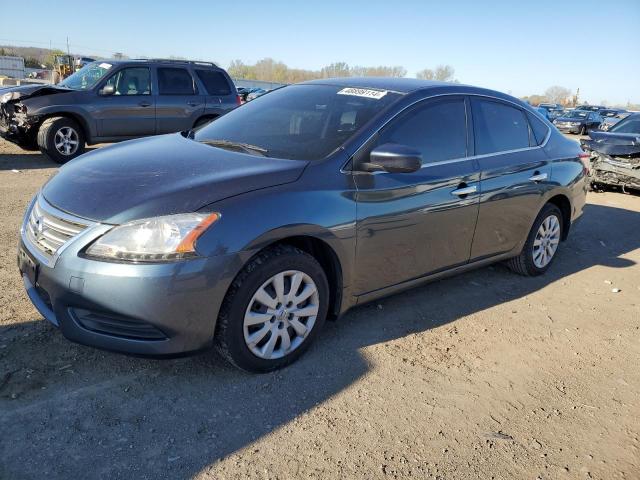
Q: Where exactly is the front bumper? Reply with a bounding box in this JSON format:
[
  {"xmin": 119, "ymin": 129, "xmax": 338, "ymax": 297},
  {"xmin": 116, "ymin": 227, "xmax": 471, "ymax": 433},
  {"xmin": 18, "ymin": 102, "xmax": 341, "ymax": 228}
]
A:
[
  {"xmin": 0, "ymin": 105, "xmax": 37, "ymax": 145},
  {"xmin": 18, "ymin": 220, "xmax": 242, "ymax": 356},
  {"xmin": 555, "ymin": 124, "xmax": 581, "ymax": 134}
]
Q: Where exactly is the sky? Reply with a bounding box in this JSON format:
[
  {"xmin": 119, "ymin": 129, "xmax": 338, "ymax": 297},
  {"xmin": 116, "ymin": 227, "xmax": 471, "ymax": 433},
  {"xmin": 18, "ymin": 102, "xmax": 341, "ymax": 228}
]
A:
[{"xmin": 1, "ymin": 0, "xmax": 639, "ymax": 105}]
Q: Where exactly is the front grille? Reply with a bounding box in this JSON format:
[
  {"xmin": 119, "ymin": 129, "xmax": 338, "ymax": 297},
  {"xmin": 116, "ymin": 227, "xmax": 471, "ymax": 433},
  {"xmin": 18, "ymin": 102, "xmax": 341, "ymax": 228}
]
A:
[{"xmin": 25, "ymin": 196, "xmax": 89, "ymax": 259}]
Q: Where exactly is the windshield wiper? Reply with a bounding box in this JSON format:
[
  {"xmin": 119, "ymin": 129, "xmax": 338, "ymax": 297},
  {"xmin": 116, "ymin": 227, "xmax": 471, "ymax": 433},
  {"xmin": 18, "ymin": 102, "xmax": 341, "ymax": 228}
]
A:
[{"xmin": 199, "ymin": 139, "xmax": 269, "ymax": 156}]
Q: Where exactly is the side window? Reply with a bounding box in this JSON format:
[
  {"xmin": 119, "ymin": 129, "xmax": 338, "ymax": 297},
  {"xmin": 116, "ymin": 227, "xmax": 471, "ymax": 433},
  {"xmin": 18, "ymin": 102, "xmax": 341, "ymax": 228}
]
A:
[
  {"xmin": 526, "ymin": 112, "xmax": 550, "ymax": 146},
  {"xmin": 195, "ymin": 70, "xmax": 231, "ymax": 95},
  {"xmin": 378, "ymin": 98, "xmax": 467, "ymax": 163},
  {"xmin": 472, "ymin": 99, "xmax": 530, "ymax": 155},
  {"xmin": 158, "ymin": 67, "xmax": 196, "ymax": 95},
  {"xmin": 104, "ymin": 67, "xmax": 151, "ymax": 95}
]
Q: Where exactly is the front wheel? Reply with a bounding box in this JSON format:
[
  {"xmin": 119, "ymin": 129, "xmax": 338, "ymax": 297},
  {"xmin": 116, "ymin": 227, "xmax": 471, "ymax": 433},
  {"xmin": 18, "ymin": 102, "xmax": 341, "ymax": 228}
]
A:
[
  {"xmin": 579, "ymin": 125, "xmax": 587, "ymax": 136},
  {"xmin": 507, "ymin": 204, "xmax": 563, "ymax": 276},
  {"xmin": 37, "ymin": 116, "xmax": 85, "ymax": 164},
  {"xmin": 215, "ymin": 245, "xmax": 329, "ymax": 373}
]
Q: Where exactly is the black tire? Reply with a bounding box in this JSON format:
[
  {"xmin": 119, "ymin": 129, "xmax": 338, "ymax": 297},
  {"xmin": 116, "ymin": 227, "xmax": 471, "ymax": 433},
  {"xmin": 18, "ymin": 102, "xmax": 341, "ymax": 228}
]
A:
[
  {"xmin": 37, "ymin": 116, "xmax": 85, "ymax": 164},
  {"xmin": 507, "ymin": 203, "xmax": 563, "ymax": 277},
  {"xmin": 215, "ymin": 245, "xmax": 330, "ymax": 373},
  {"xmin": 579, "ymin": 125, "xmax": 587, "ymax": 136}
]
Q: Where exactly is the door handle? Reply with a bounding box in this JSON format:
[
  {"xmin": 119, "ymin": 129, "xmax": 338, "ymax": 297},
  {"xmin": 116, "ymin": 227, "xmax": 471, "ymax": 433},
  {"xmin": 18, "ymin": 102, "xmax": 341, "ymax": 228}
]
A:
[
  {"xmin": 187, "ymin": 101, "xmax": 200, "ymax": 107},
  {"xmin": 529, "ymin": 172, "xmax": 548, "ymax": 182},
  {"xmin": 451, "ymin": 185, "xmax": 477, "ymax": 196},
  {"xmin": 138, "ymin": 101, "xmax": 151, "ymax": 107}
]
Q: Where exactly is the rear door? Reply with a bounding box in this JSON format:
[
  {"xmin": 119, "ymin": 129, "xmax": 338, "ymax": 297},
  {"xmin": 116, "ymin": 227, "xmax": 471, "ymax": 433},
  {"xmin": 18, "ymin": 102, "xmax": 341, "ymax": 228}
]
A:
[
  {"xmin": 353, "ymin": 96, "xmax": 480, "ymax": 295},
  {"xmin": 469, "ymin": 97, "xmax": 551, "ymax": 260},
  {"xmin": 155, "ymin": 66, "xmax": 205, "ymax": 133},
  {"xmin": 94, "ymin": 66, "xmax": 155, "ymax": 137}
]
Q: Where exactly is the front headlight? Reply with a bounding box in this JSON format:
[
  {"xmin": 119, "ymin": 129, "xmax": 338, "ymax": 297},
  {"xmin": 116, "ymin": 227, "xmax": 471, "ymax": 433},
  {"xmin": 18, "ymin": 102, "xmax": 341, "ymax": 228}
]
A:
[
  {"xmin": 85, "ymin": 212, "xmax": 220, "ymax": 262},
  {"xmin": 1, "ymin": 92, "xmax": 13, "ymax": 103},
  {"xmin": 571, "ymin": 122, "xmax": 581, "ymax": 126}
]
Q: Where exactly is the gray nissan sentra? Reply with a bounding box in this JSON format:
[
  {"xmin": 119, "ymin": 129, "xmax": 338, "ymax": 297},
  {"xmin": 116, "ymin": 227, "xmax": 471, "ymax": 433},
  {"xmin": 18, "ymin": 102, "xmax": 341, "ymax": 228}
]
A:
[{"xmin": 18, "ymin": 78, "xmax": 588, "ymax": 372}]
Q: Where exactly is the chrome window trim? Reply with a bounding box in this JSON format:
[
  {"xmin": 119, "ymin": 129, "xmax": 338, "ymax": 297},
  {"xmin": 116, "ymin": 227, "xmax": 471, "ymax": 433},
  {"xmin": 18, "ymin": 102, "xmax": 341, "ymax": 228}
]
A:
[{"xmin": 344, "ymin": 92, "xmax": 551, "ymax": 174}]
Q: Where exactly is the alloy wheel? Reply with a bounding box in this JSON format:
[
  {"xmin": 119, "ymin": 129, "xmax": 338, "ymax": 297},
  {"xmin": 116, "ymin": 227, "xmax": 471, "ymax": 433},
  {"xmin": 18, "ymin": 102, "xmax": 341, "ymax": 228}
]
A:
[
  {"xmin": 54, "ymin": 126, "xmax": 79, "ymax": 156},
  {"xmin": 243, "ymin": 270, "xmax": 319, "ymax": 360},
  {"xmin": 532, "ymin": 214, "xmax": 561, "ymax": 268}
]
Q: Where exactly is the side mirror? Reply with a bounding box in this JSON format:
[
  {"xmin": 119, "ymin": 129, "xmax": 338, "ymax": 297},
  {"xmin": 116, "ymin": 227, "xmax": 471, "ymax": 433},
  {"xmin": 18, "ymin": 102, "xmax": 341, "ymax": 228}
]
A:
[
  {"xmin": 99, "ymin": 84, "xmax": 115, "ymax": 96},
  {"xmin": 361, "ymin": 143, "xmax": 422, "ymax": 173}
]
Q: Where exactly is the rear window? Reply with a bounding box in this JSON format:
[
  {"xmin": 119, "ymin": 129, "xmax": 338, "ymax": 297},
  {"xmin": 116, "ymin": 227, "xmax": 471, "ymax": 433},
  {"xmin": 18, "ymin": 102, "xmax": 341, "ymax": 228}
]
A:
[
  {"xmin": 195, "ymin": 69, "xmax": 231, "ymax": 95},
  {"xmin": 472, "ymin": 99, "xmax": 530, "ymax": 155},
  {"xmin": 158, "ymin": 67, "xmax": 196, "ymax": 95}
]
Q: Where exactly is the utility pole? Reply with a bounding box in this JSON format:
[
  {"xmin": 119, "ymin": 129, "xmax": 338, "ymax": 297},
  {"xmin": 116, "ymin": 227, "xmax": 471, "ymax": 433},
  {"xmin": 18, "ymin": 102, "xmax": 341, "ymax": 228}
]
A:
[{"xmin": 66, "ymin": 37, "xmax": 70, "ymax": 57}]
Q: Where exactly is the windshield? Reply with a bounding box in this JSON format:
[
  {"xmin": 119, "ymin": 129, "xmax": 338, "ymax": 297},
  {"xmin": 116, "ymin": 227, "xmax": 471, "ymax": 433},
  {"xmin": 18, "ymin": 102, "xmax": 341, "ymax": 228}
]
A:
[
  {"xmin": 194, "ymin": 84, "xmax": 401, "ymax": 160},
  {"xmin": 610, "ymin": 115, "xmax": 640, "ymax": 134},
  {"xmin": 59, "ymin": 62, "xmax": 113, "ymax": 90}
]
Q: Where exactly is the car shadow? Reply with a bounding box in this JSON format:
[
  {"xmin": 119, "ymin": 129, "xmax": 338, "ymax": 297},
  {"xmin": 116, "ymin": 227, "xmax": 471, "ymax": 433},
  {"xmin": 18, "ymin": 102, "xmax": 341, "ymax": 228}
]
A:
[
  {"xmin": 0, "ymin": 202, "xmax": 638, "ymax": 479},
  {"xmin": 0, "ymin": 146, "xmax": 99, "ymax": 171}
]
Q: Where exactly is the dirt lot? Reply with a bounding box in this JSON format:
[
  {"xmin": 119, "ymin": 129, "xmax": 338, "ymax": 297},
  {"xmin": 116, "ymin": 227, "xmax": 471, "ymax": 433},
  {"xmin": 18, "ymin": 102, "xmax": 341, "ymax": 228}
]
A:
[{"xmin": 0, "ymin": 137, "xmax": 638, "ymax": 480}]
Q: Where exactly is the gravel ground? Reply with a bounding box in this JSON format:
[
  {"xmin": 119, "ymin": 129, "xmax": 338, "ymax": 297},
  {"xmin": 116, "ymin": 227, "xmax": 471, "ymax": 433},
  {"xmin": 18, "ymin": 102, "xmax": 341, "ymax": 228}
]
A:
[{"xmin": 0, "ymin": 137, "xmax": 639, "ymax": 480}]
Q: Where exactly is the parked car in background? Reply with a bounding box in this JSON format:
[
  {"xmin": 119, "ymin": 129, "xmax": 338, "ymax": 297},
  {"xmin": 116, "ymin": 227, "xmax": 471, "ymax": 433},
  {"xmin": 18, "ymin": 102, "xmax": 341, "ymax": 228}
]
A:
[
  {"xmin": 553, "ymin": 110, "xmax": 602, "ymax": 135},
  {"xmin": 598, "ymin": 110, "xmax": 629, "ymax": 131},
  {"xmin": 574, "ymin": 105, "xmax": 606, "ymax": 112},
  {"xmin": 17, "ymin": 78, "xmax": 587, "ymax": 371},
  {"xmin": 0, "ymin": 59, "xmax": 240, "ymax": 162},
  {"xmin": 581, "ymin": 113, "xmax": 640, "ymax": 191},
  {"xmin": 537, "ymin": 103, "xmax": 564, "ymax": 121},
  {"xmin": 246, "ymin": 88, "xmax": 268, "ymax": 101}
]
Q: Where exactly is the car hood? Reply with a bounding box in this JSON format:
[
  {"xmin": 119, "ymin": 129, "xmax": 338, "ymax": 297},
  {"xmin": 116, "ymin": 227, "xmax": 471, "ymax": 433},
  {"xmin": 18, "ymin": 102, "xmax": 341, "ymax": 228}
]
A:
[
  {"xmin": 0, "ymin": 84, "xmax": 72, "ymax": 102},
  {"xmin": 581, "ymin": 131, "xmax": 640, "ymax": 157},
  {"xmin": 42, "ymin": 134, "xmax": 309, "ymax": 224}
]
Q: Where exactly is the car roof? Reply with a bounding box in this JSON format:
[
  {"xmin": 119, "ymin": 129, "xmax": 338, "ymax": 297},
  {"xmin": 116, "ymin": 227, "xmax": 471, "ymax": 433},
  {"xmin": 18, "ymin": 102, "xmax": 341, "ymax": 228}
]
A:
[
  {"xmin": 93, "ymin": 59, "xmax": 221, "ymax": 69},
  {"xmin": 301, "ymin": 77, "xmax": 453, "ymax": 93},
  {"xmin": 299, "ymin": 77, "xmax": 532, "ymax": 109}
]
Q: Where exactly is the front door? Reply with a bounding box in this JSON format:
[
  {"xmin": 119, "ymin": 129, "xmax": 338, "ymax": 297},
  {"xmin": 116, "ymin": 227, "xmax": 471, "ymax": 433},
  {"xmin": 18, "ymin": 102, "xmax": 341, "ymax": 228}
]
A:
[
  {"xmin": 94, "ymin": 66, "xmax": 155, "ymax": 137},
  {"xmin": 353, "ymin": 96, "xmax": 480, "ymax": 295}
]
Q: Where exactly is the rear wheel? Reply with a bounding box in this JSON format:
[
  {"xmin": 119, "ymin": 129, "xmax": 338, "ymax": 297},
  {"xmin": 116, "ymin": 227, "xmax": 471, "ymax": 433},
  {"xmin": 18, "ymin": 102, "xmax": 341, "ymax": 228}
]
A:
[
  {"xmin": 507, "ymin": 204, "xmax": 563, "ymax": 276},
  {"xmin": 215, "ymin": 245, "xmax": 329, "ymax": 372},
  {"xmin": 37, "ymin": 116, "xmax": 85, "ymax": 164}
]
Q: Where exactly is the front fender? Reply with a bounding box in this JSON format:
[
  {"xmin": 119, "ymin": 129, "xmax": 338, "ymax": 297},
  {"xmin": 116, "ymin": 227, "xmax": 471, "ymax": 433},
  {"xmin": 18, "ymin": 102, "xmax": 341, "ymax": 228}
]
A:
[
  {"xmin": 24, "ymin": 104, "xmax": 96, "ymax": 141},
  {"xmin": 194, "ymin": 181, "xmax": 358, "ymax": 290}
]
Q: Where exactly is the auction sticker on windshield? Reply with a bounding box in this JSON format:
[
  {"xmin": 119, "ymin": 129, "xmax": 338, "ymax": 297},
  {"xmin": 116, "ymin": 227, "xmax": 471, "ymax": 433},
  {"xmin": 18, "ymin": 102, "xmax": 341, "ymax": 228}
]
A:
[{"xmin": 337, "ymin": 88, "xmax": 388, "ymax": 99}]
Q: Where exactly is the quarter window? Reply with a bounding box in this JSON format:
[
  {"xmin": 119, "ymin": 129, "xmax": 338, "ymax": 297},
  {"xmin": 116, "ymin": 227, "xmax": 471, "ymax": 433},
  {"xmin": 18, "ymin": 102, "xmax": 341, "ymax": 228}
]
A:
[
  {"xmin": 158, "ymin": 67, "xmax": 196, "ymax": 95},
  {"xmin": 195, "ymin": 70, "xmax": 231, "ymax": 95},
  {"xmin": 378, "ymin": 98, "xmax": 467, "ymax": 163},
  {"xmin": 104, "ymin": 67, "xmax": 151, "ymax": 95},
  {"xmin": 526, "ymin": 112, "xmax": 550, "ymax": 146},
  {"xmin": 472, "ymin": 99, "xmax": 529, "ymax": 154}
]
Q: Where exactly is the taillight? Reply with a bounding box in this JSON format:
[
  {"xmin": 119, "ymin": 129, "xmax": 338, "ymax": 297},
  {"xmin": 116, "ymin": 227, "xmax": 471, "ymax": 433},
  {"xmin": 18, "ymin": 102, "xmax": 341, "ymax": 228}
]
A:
[
  {"xmin": 236, "ymin": 95, "xmax": 242, "ymax": 106},
  {"xmin": 578, "ymin": 152, "xmax": 590, "ymax": 174}
]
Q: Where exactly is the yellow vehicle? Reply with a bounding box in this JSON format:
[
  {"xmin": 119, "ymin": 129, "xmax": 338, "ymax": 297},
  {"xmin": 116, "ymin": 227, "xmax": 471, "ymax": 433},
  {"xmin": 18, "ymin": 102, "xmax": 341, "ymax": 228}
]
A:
[
  {"xmin": 52, "ymin": 55, "xmax": 95, "ymax": 83},
  {"xmin": 52, "ymin": 55, "xmax": 74, "ymax": 84}
]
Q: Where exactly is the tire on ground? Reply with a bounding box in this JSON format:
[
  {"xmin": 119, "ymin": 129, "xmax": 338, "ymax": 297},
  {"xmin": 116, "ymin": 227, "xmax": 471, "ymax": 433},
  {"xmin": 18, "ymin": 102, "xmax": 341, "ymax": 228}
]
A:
[
  {"xmin": 215, "ymin": 244, "xmax": 330, "ymax": 373},
  {"xmin": 37, "ymin": 116, "xmax": 85, "ymax": 164},
  {"xmin": 507, "ymin": 203, "xmax": 563, "ymax": 277}
]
